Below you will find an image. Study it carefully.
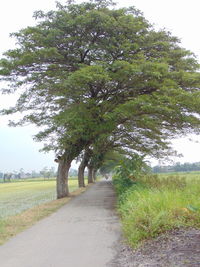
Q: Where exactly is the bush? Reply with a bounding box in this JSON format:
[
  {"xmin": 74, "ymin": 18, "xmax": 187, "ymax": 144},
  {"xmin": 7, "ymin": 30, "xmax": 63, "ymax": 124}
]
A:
[
  {"xmin": 113, "ymin": 157, "xmax": 200, "ymax": 248},
  {"xmin": 113, "ymin": 155, "xmax": 150, "ymax": 196},
  {"xmin": 119, "ymin": 182, "xmax": 200, "ymax": 247}
]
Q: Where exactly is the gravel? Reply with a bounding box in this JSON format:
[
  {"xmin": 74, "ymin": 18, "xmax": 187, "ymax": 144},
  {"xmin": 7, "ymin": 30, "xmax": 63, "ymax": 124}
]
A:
[{"xmin": 111, "ymin": 228, "xmax": 200, "ymax": 267}]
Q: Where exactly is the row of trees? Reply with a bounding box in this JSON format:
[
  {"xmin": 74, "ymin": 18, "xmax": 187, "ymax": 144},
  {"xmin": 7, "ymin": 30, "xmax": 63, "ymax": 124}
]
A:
[
  {"xmin": 0, "ymin": 167, "xmax": 56, "ymax": 182},
  {"xmin": 0, "ymin": 168, "xmax": 38, "ymax": 180},
  {"xmin": 1, "ymin": 0, "xmax": 200, "ymax": 198},
  {"xmin": 153, "ymin": 162, "xmax": 200, "ymax": 173},
  {"xmin": 0, "ymin": 167, "xmax": 79, "ymax": 182}
]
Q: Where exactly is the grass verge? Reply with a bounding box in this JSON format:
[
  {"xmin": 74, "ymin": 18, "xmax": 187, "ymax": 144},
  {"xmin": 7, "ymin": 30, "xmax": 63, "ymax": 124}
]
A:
[
  {"xmin": 0, "ymin": 187, "xmax": 86, "ymax": 245},
  {"xmin": 114, "ymin": 173, "xmax": 200, "ymax": 248}
]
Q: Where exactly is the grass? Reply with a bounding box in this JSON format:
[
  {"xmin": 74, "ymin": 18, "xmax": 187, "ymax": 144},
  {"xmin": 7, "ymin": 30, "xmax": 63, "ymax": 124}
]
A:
[
  {"xmin": 0, "ymin": 178, "xmax": 84, "ymax": 245},
  {"xmin": 0, "ymin": 179, "xmax": 78, "ymax": 218},
  {"xmin": 116, "ymin": 172, "xmax": 200, "ymax": 248},
  {"xmin": 158, "ymin": 171, "xmax": 200, "ymax": 179}
]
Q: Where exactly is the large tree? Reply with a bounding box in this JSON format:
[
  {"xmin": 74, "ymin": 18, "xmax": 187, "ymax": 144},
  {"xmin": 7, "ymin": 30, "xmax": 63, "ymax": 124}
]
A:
[{"xmin": 1, "ymin": 0, "xmax": 200, "ymax": 198}]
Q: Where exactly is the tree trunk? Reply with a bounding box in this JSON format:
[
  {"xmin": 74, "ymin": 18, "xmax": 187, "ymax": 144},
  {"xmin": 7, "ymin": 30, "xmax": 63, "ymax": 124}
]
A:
[
  {"xmin": 78, "ymin": 164, "xmax": 85, "ymax": 187},
  {"xmin": 88, "ymin": 166, "xmax": 94, "ymax": 183},
  {"xmin": 56, "ymin": 158, "xmax": 71, "ymax": 199},
  {"xmin": 78, "ymin": 149, "xmax": 91, "ymax": 187},
  {"xmin": 93, "ymin": 169, "xmax": 97, "ymax": 181}
]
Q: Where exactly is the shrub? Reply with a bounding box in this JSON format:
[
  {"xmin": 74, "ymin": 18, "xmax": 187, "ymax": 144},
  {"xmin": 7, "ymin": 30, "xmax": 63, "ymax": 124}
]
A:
[
  {"xmin": 119, "ymin": 182, "xmax": 200, "ymax": 247},
  {"xmin": 113, "ymin": 157, "xmax": 200, "ymax": 248},
  {"xmin": 113, "ymin": 155, "xmax": 150, "ymax": 196}
]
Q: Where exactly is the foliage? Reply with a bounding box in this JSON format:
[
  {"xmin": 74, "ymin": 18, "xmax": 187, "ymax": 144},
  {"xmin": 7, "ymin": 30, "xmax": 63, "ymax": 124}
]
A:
[
  {"xmin": 153, "ymin": 162, "xmax": 200, "ymax": 173},
  {"xmin": 40, "ymin": 166, "xmax": 56, "ymax": 179},
  {"xmin": 99, "ymin": 151, "xmax": 125, "ymax": 175},
  {"xmin": 1, "ymin": 0, "xmax": 200, "ymax": 162},
  {"xmin": 112, "ymin": 155, "xmax": 150, "ymax": 196},
  {"xmin": 0, "ymin": 168, "xmax": 57, "ymax": 182},
  {"xmin": 115, "ymin": 171, "xmax": 200, "ymax": 248},
  {"xmin": 1, "ymin": 0, "xmax": 200, "ymax": 199}
]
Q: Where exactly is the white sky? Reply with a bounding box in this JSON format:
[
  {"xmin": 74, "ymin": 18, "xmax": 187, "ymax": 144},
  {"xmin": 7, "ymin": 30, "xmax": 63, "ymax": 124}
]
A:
[{"xmin": 0, "ymin": 0, "xmax": 200, "ymax": 171}]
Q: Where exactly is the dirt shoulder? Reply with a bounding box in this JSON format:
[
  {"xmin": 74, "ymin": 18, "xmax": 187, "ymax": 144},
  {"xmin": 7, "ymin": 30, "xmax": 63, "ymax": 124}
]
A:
[{"xmin": 112, "ymin": 228, "xmax": 200, "ymax": 267}]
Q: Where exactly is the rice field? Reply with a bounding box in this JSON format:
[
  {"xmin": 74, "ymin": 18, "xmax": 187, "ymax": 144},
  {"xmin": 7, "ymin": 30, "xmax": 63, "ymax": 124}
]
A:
[{"xmin": 0, "ymin": 179, "xmax": 78, "ymax": 219}]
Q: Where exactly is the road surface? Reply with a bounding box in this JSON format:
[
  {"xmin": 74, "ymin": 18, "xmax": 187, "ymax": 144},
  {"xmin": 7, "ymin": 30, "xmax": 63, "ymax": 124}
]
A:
[{"xmin": 0, "ymin": 180, "xmax": 122, "ymax": 267}]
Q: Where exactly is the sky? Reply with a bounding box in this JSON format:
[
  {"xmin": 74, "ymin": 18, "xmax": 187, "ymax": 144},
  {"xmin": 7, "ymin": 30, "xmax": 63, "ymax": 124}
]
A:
[{"xmin": 0, "ymin": 0, "xmax": 200, "ymax": 172}]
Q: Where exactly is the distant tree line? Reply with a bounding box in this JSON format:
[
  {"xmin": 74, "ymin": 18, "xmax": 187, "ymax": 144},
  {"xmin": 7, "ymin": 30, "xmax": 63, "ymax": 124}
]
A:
[
  {"xmin": 0, "ymin": 170, "xmax": 38, "ymax": 181},
  {"xmin": 0, "ymin": 167, "xmax": 54, "ymax": 182},
  {"xmin": 152, "ymin": 162, "xmax": 200, "ymax": 173},
  {"xmin": 0, "ymin": 166, "xmax": 78, "ymax": 182}
]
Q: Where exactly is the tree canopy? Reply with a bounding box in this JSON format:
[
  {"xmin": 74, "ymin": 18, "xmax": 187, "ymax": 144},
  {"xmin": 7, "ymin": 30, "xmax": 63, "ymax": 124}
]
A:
[{"xmin": 1, "ymin": 0, "xmax": 200, "ymax": 197}]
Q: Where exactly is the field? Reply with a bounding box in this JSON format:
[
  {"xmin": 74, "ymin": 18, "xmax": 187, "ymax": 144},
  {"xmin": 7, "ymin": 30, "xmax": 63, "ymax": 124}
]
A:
[
  {"xmin": 0, "ymin": 178, "xmax": 78, "ymax": 218},
  {"xmin": 114, "ymin": 171, "xmax": 200, "ymax": 248},
  {"xmin": 158, "ymin": 171, "xmax": 200, "ymax": 179},
  {"xmin": 0, "ymin": 178, "xmax": 80, "ymax": 244}
]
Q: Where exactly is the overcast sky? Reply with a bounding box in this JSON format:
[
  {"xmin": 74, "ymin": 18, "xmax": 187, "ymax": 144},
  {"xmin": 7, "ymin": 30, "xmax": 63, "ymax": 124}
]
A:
[{"xmin": 0, "ymin": 0, "xmax": 200, "ymax": 172}]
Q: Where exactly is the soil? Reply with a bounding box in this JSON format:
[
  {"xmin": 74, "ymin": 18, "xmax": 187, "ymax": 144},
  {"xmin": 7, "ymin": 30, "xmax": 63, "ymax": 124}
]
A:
[{"xmin": 111, "ymin": 228, "xmax": 200, "ymax": 267}]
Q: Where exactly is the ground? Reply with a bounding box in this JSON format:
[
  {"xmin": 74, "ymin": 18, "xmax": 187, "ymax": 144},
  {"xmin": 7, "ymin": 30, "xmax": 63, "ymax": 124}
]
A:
[
  {"xmin": 0, "ymin": 180, "xmax": 121, "ymax": 267},
  {"xmin": 1, "ymin": 179, "xmax": 200, "ymax": 266},
  {"xmin": 112, "ymin": 228, "xmax": 200, "ymax": 267}
]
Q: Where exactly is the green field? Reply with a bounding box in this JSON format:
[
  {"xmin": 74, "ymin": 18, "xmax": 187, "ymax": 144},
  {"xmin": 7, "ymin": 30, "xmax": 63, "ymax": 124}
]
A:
[
  {"xmin": 158, "ymin": 171, "xmax": 200, "ymax": 178},
  {"xmin": 0, "ymin": 179, "xmax": 78, "ymax": 219}
]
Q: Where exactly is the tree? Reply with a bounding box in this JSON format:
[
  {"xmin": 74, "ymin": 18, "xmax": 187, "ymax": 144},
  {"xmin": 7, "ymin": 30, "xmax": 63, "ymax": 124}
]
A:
[
  {"xmin": 69, "ymin": 168, "xmax": 78, "ymax": 176},
  {"xmin": 99, "ymin": 151, "xmax": 125, "ymax": 177},
  {"xmin": 1, "ymin": 0, "xmax": 200, "ymax": 198},
  {"xmin": 152, "ymin": 161, "xmax": 200, "ymax": 173},
  {"xmin": 77, "ymin": 148, "xmax": 92, "ymax": 187},
  {"xmin": 40, "ymin": 166, "xmax": 55, "ymax": 179}
]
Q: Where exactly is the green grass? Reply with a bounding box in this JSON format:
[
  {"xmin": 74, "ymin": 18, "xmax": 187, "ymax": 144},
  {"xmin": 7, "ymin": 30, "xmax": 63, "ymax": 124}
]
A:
[
  {"xmin": 158, "ymin": 171, "xmax": 200, "ymax": 178},
  {"xmin": 0, "ymin": 179, "xmax": 78, "ymax": 218},
  {"xmin": 116, "ymin": 173, "xmax": 200, "ymax": 248}
]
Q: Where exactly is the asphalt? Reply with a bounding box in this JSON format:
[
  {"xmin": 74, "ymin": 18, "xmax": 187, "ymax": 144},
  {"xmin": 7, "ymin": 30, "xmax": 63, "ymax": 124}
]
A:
[{"xmin": 0, "ymin": 179, "xmax": 122, "ymax": 267}]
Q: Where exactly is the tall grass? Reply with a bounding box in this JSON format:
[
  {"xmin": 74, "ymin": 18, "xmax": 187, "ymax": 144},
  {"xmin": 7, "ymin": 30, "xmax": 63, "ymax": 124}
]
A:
[{"xmin": 114, "ymin": 172, "xmax": 200, "ymax": 248}]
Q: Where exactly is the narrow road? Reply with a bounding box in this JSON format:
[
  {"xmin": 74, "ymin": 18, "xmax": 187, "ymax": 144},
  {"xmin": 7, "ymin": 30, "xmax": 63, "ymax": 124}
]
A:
[{"xmin": 0, "ymin": 180, "xmax": 122, "ymax": 267}]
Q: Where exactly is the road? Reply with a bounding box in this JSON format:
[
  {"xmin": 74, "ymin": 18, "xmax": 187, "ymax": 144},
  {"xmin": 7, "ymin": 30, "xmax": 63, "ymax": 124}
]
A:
[{"xmin": 0, "ymin": 180, "xmax": 122, "ymax": 267}]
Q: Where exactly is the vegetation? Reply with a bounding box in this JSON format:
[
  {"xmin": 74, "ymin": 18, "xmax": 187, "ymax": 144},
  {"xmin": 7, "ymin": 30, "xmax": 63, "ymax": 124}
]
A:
[
  {"xmin": 113, "ymin": 157, "xmax": 200, "ymax": 248},
  {"xmin": 0, "ymin": 178, "xmax": 78, "ymax": 218},
  {"xmin": 153, "ymin": 162, "xmax": 200, "ymax": 173},
  {"xmin": 1, "ymin": 0, "xmax": 200, "ymax": 198},
  {"xmin": 1, "ymin": 0, "xmax": 200, "ymax": 249},
  {"xmin": 0, "ymin": 167, "xmax": 56, "ymax": 182}
]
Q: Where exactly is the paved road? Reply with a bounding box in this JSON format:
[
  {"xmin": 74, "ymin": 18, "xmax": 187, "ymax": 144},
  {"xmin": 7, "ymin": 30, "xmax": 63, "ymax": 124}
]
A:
[{"xmin": 0, "ymin": 180, "xmax": 122, "ymax": 267}]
